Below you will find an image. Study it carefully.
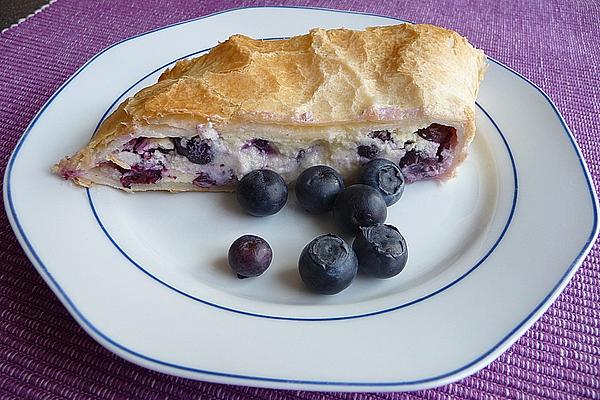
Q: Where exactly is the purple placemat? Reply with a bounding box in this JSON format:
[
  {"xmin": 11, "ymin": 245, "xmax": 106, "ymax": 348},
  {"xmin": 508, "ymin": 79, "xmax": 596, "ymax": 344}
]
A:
[{"xmin": 1, "ymin": 0, "xmax": 599, "ymax": 398}]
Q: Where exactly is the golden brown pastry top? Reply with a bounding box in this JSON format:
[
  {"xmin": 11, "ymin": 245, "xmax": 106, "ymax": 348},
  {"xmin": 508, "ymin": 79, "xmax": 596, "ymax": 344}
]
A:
[{"xmin": 104, "ymin": 24, "xmax": 485, "ymax": 132}]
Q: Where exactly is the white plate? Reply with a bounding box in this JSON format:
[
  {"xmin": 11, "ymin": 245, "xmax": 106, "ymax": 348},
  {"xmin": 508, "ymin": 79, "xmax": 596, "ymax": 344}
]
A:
[{"xmin": 4, "ymin": 6, "xmax": 598, "ymax": 392}]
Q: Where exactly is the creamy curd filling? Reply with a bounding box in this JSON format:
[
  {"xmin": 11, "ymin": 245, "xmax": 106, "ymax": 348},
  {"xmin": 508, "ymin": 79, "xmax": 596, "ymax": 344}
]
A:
[{"xmin": 102, "ymin": 124, "xmax": 457, "ymax": 189}]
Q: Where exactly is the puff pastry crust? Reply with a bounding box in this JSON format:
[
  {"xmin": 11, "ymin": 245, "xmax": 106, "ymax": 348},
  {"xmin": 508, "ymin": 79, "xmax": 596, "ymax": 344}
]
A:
[{"xmin": 54, "ymin": 23, "xmax": 486, "ymax": 192}]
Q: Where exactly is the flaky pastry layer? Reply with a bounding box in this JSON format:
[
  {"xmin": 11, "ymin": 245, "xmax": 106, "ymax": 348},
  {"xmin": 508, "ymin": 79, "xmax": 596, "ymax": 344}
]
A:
[{"xmin": 55, "ymin": 23, "xmax": 486, "ymax": 192}]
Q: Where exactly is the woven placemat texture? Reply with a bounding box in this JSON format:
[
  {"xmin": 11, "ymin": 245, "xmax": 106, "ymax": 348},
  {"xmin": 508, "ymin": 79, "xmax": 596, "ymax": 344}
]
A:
[
  {"xmin": 0, "ymin": 0, "xmax": 53, "ymax": 32},
  {"xmin": 1, "ymin": 0, "xmax": 599, "ymax": 398}
]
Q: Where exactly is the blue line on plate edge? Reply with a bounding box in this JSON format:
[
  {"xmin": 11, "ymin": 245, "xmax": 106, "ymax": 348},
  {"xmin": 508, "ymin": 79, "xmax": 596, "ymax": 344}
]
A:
[
  {"xmin": 85, "ymin": 48, "xmax": 518, "ymax": 321},
  {"xmin": 4, "ymin": 6, "xmax": 598, "ymax": 387}
]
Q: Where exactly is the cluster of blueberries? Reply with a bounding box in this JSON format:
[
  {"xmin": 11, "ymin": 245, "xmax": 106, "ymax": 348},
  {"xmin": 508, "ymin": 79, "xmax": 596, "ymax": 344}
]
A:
[{"xmin": 227, "ymin": 158, "xmax": 408, "ymax": 295}]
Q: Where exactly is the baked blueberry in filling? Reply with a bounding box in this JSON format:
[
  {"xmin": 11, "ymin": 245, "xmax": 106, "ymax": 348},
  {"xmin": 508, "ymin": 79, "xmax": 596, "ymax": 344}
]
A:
[
  {"xmin": 120, "ymin": 163, "xmax": 163, "ymax": 188},
  {"xmin": 243, "ymin": 138, "xmax": 278, "ymax": 155},
  {"xmin": 193, "ymin": 172, "xmax": 217, "ymax": 188},
  {"xmin": 122, "ymin": 137, "xmax": 145, "ymax": 153},
  {"xmin": 173, "ymin": 136, "xmax": 213, "ymax": 164},
  {"xmin": 369, "ymin": 130, "xmax": 392, "ymax": 142},
  {"xmin": 110, "ymin": 123, "xmax": 456, "ymax": 189},
  {"xmin": 399, "ymin": 124, "xmax": 457, "ymax": 182},
  {"xmin": 399, "ymin": 149, "xmax": 421, "ymax": 169},
  {"xmin": 357, "ymin": 144, "xmax": 380, "ymax": 159},
  {"xmin": 417, "ymin": 123, "xmax": 453, "ymax": 144}
]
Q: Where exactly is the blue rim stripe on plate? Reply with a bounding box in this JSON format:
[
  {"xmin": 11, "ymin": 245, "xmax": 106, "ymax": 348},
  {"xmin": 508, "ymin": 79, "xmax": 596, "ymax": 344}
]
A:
[
  {"xmin": 4, "ymin": 6, "xmax": 598, "ymax": 387},
  {"xmin": 85, "ymin": 50, "xmax": 518, "ymax": 320}
]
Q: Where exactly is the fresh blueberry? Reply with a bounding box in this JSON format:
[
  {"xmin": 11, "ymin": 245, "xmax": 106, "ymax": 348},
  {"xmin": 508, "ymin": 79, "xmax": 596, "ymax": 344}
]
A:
[
  {"xmin": 173, "ymin": 136, "xmax": 213, "ymax": 164},
  {"xmin": 352, "ymin": 224, "xmax": 408, "ymax": 278},
  {"xmin": 298, "ymin": 234, "xmax": 358, "ymax": 294},
  {"xmin": 295, "ymin": 165, "xmax": 345, "ymax": 214},
  {"xmin": 228, "ymin": 235, "xmax": 273, "ymax": 278},
  {"xmin": 359, "ymin": 158, "xmax": 405, "ymax": 206},
  {"xmin": 333, "ymin": 184, "xmax": 387, "ymax": 233},
  {"xmin": 357, "ymin": 144, "xmax": 379, "ymax": 159},
  {"xmin": 237, "ymin": 169, "xmax": 288, "ymax": 216}
]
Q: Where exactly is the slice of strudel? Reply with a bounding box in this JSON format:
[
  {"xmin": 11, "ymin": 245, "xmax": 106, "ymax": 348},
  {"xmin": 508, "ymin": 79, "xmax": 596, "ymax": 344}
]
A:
[{"xmin": 54, "ymin": 23, "xmax": 486, "ymax": 192}]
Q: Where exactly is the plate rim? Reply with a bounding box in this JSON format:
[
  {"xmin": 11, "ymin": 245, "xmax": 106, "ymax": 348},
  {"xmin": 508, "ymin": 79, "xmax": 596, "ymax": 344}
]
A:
[{"xmin": 3, "ymin": 5, "xmax": 599, "ymax": 390}]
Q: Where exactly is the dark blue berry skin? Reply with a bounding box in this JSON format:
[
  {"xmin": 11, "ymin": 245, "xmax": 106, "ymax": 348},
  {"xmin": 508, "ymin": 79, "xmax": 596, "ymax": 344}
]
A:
[
  {"xmin": 352, "ymin": 224, "xmax": 408, "ymax": 278},
  {"xmin": 359, "ymin": 159, "xmax": 405, "ymax": 206},
  {"xmin": 298, "ymin": 234, "xmax": 358, "ymax": 294},
  {"xmin": 173, "ymin": 136, "xmax": 213, "ymax": 164},
  {"xmin": 333, "ymin": 184, "xmax": 387, "ymax": 233},
  {"xmin": 237, "ymin": 170, "xmax": 288, "ymax": 216},
  {"xmin": 228, "ymin": 235, "xmax": 273, "ymax": 278},
  {"xmin": 295, "ymin": 166, "xmax": 345, "ymax": 214}
]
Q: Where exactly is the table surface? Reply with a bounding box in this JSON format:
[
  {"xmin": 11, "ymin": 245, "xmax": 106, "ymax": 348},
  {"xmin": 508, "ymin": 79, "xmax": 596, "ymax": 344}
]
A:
[
  {"xmin": 0, "ymin": 0, "xmax": 51, "ymax": 30},
  {"xmin": 1, "ymin": 1, "xmax": 599, "ymax": 399}
]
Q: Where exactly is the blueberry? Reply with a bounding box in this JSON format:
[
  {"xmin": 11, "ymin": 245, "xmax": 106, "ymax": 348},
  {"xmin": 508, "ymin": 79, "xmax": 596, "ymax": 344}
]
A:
[
  {"xmin": 228, "ymin": 235, "xmax": 273, "ymax": 278},
  {"xmin": 243, "ymin": 138, "xmax": 278, "ymax": 155},
  {"xmin": 120, "ymin": 164, "xmax": 162, "ymax": 188},
  {"xmin": 192, "ymin": 172, "xmax": 216, "ymax": 188},
  {"xmin": 333, "ymin": 184, "xmax": 387, "ymax": 233},
  {"xmin": 399, "ymin": 149, "xmax": 421, "ymax": 168},
  {"xmin": 359, "ymin": 158, "xmax": 405, "ymax": 206},
  {"xmin": 417, "ymin": 124, "xmax": 455, "ymax": 144},
  {"xmin": 369, "ymin": 130, "xmax": 392, "ymax": 142},
  {"xmin": 237, "ymin": 169, "xmax": 288, "ymax": 216},
  {"xmin": 129, "ymin": 137, "xmax": 147, "ymax": 153},
  {"xmin": 357, "ymin": 144, "xmax": 379, "ymax": 159},
  {"xmin": 298, "ymin": 234, "xmax": 358, "ymax": 294},
  {"xmin": 417, "ymin": 124, "xmax": 456, "ymax": 161},
  {"xmin": 295, "ymin": 165, "xmax": 345, "ymax": 214},
  {"xmin": 352, "ymin": 224, "xmax": 408, "ymax": 278},
  {"xmin": 173, "ymin": 136, "xmax": 213, "ymax": 164}
]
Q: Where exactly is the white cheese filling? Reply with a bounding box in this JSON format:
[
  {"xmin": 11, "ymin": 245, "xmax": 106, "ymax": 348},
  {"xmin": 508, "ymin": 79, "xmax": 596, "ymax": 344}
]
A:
[{"xmin": 105, "ymin": 126, "xmax": 453, "ymax": 188}]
